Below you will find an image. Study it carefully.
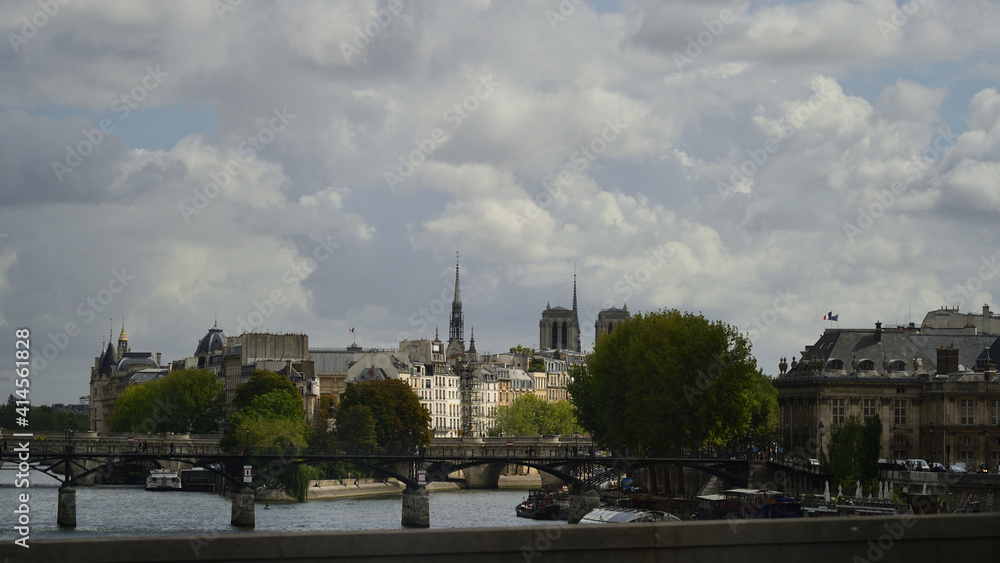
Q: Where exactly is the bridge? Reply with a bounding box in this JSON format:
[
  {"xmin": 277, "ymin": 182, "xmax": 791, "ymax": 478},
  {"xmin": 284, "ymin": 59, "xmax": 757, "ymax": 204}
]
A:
[{"xmin": 1, "ymin": 432, "xmax": 800, "ymax": 528}]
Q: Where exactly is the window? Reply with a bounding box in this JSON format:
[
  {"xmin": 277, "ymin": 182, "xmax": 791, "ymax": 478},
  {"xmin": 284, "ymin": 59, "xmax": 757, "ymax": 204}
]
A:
[
  {"xmin": 961, "ymin": 399, "xmax": 974, "ymax": 425},
  {"xmin": 889, "ymin": 360, "xmax": 906, "ymax": 372},
  {"xmin": 894, "ymin": 399, "xmax": 907, "ymax": 425},
  {"xmin": 858, "ymin": 359, "xmax": 876, "ymax": 371},
  {"xmin": 992, "ymin": 400, "xmax": 1000, "ymax": 426},
  {"xmin": 863, "ymin": 398, "xmax": 877, "ymax": 421},
  {"xmin": 832, "ymin": 398, "xmax": 845, "ymax": 424}
]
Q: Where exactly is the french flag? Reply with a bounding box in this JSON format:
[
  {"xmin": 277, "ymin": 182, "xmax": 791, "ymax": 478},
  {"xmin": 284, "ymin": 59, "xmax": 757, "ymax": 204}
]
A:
[{"xmin": 824, "ymin": 312, "xmax": 838, "ymax": 321}]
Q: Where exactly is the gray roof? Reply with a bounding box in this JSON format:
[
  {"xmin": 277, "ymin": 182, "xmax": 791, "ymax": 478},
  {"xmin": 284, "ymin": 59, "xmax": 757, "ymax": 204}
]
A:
[
  {"xmin": 310, "ymin": 349, "xmax": 356, "ymax": 373},
  {"xmin": 782, "ymin": 327, "xmax": 1000, "ymax": 379},
  {"xmin": 195, "ymin": 324, "xmax": 226, "ymax": 356}
]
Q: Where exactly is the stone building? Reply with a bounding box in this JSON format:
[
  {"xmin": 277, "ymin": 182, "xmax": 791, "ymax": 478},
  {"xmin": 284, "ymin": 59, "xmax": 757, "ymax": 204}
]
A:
[
  {"xmin": 775, "ymin": 314, "xmax": 1000, "ymax": 469},
  {"xmin": 539, "ymin": 276, "xmax": 581, "ymax": 352},
  {"xmin": 88, "ymin": 322, "xmax": 165, "ymax": 432},
  {"xmin": 594, "ymin": 305, "xmax": 630, "ymax": 345}
]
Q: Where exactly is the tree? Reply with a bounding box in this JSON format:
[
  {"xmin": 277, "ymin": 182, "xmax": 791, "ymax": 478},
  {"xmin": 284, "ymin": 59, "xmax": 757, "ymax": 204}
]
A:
[
  {"xmin": 223, "ymin": 385, "xmax": 311, "ymax": 451},
  {"xmin": 335, "ymin": 379, "xmax": 430, "ymax": 449},
  {"xmin": 0, "ymin": 396, "xmax": 88, "ymax": 432},
  {"xmin": 335, "ymin": 405, "xmax": 378, "ymax": 451},
  {"xmin": 828, "ymin": 415, "xmax": 882, "ymax": 490},
  {"xmin": 568, "ymin": 309, "xmax": 775, "ymax": 451},
  {"xmin": 233, "ymin": 370, "xmax": 298, "ymax": 411},
  {"xmin": 107, "ymin": 368, "xmax": 224, "ymax": 434},
  {"xmin": 488, "ymin": 394, "xmax": 581, "ymax": 436}
]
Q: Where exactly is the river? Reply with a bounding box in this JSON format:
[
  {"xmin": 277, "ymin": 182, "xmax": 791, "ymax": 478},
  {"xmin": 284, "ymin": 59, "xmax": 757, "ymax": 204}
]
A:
[{"xmin": 0, "ymin": 467, "xmax": 561, "ymax": 541}]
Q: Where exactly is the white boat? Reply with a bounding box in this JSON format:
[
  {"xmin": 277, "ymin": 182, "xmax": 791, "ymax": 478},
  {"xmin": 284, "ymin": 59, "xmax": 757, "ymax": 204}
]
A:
[
  {"xmin": 145, "ymin": 468, "xmax": 182, "ymax": 491},
  {"xmin": 579, "ymin": 506, "xmax": 681, "ymax": 524}
]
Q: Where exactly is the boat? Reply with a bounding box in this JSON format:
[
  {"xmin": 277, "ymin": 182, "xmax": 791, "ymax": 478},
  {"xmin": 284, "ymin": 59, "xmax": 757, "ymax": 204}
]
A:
[
  {"xmin": 145, "ymin": 468, "xmax": 182, "ymax": 491},
  {"xmin": 579, "ymin": 506, "xmax": 681, "ymax": 524},
  {"xmin": 515, "ymin": 488, "xmax": 569, "ymax": 520}
]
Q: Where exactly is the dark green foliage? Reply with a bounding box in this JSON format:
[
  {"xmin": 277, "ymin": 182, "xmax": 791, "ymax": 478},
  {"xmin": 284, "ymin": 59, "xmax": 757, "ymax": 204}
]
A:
[
  {"xmin": 828, "ymin": 414, "xmax": 882, "ymax": 489},
  {"xmin": 233, "ymin": 370, "xmax": 299, "ymax": 411},
  {"xmin": 488, "ymin": 394, "xmax": 581, "ymax": 436},
  {"xmin": 0, "ymin": 396, "xmax": 88, "ymax": 432},
  {"xmin": 335, "ymin": 379, "xmax": 430, "ymax": 448},
  {"xmin": 568, "ymin": 309, "xmax": 776, "ymax": 451},
  {"xmin": 107, "ymin": 368, "xmax": 224, "ymax": 434}
]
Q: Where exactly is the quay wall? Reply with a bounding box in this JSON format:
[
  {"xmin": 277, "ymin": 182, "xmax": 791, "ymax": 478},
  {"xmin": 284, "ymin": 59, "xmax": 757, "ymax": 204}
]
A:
[{"xmin": 12, "ymin": 512, "xmax": 998, "ymax": 563}]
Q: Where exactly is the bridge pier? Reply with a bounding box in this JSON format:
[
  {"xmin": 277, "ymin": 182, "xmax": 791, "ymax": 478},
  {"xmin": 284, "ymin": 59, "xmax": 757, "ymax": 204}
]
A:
[
  {"xmin": 231, "ymin": 487, "xmax": 255, "ymax": 528},
  {"xmin": 460, "ymin": 462, "xmax": 504, "ymax": 488},
  {"xmin": 401, "ymin": 487, "xmax": 429, "ymax": 528},
  {"xmin": 567, "ymin": 489, "xmax": 600, "ymax": 524},
  {"xmin": 57, "ymin": 486, "xmax": 76, "ymax": 528}
]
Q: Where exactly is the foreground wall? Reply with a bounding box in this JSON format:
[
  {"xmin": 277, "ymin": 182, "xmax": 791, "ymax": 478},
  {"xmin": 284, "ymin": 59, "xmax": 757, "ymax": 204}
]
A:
[{"xmin": 10, "ymin": 513, "xmax": 998, "ymax": 563}]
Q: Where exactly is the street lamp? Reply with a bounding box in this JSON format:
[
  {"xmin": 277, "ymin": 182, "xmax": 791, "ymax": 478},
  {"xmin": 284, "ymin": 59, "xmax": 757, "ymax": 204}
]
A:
[
  {"xmin": 64, "ymin": 425, "xmax": 74, "ymax": 453},
  {"xmin": 244, "ymin": 427, "xmax": 250, "ymax": 456}
]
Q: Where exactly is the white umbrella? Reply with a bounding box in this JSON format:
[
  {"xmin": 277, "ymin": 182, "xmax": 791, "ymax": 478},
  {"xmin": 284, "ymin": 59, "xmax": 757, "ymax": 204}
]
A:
[
  {"xmin": 855, "ymin": 480, "xmax": 862, "ymax": 498},
  {"xmin": 837, "ymin": 484, "xmax": 843, "ymax": 498},
  {"xmin": 823, "ymin": 481, "xmax": 830, "ymax": 503}
]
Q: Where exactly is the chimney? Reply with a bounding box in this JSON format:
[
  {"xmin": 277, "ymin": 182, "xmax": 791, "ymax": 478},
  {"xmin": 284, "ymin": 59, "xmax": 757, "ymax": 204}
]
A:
[
  {"xmin": 875, "ymin": 321, "xmax": 882, "ymax": 342},
  {"xmin": 986, "ymin": 363, "xmax": 996, "ymax": 383},
  {"xmin": 936, "ymin": 346, "xmax": 959, "ymax": 375},
  {"xmin": 156, "ymin": 352, "xmax": 162, "ymax": 366}
]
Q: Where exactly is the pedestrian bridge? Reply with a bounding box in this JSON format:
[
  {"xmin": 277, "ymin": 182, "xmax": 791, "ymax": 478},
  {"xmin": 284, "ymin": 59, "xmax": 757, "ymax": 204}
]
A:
[{"xmin": 2, "ymin": 432, "xmax": 761, "ymax": 529}]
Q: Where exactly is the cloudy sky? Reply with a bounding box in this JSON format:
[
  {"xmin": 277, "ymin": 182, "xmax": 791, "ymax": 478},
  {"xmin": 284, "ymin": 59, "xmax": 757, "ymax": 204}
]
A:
[{"xmin": 2, "ymin": 0, "xmax": 1000, "ymax": 405}]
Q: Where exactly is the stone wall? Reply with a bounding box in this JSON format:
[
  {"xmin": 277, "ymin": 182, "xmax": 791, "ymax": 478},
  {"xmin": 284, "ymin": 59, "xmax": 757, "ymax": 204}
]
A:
[{"xmin": 17, "ymin": 513, "xmax": 998, "ymax": 563}]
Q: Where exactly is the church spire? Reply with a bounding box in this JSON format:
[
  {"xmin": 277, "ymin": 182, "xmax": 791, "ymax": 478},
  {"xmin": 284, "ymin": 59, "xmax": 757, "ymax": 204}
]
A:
[
  {"xmin": 572, "ymin": 265, "xmax": 578, "ymax": 314},
  {"xmin": 448, "ymin": 252, "xmax": 464, "ymax": 351}
]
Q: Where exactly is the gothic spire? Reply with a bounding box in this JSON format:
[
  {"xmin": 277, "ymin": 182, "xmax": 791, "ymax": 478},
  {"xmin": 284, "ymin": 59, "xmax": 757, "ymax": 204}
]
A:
[
  {"xmin": 572, "ymin": 265, "xmax": 578, "ymax": 314},
  {"xmin": 448, "ymin": 252, "xmax": 465, "ymax": 350},
  {"xmin": 454, "ymin": 251, "xmax": 461, "ymax": 304}
]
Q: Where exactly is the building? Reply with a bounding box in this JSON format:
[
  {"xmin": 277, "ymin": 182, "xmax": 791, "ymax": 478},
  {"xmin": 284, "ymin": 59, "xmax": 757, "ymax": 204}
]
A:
[
  {"xmin": 775, "ymin": 312, "xmax": 1000, "ymax": 469},
  {"xmin": 88, "ymin": 322, "xmax": 166, "ymax": 432},
  {"xmin": 539, "ymin": 276, "xmax": 581, "ymax": 352},
  {"xmin": 221, "ymin": 332, "xmax": 317, "ymax": 425},
  {"xmin": 595, "ymin": 305, "xmax": 630, "ymax": 345}
]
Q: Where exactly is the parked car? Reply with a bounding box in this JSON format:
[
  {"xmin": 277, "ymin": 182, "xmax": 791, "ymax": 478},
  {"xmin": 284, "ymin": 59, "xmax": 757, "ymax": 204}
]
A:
[
  {"xmin": 948, "ymin": 463, "xmax": 968, "ymax": 473},
  {"xmin": 905, "ymin": 459, "xmax": 930, "ymax": 471},
  {"xmin": 929, "ymin": 462, "xmax": 947, "ymax": 472},
  {"xmin": 807, "ymin": 458, "xmax": 821, "ymax": 467}
]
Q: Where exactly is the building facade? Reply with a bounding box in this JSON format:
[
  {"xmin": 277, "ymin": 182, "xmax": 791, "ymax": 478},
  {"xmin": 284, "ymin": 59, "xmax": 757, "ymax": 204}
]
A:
[{"xmin": 775, "ymin": 315, "xmax": 1000, "ymax": 469}]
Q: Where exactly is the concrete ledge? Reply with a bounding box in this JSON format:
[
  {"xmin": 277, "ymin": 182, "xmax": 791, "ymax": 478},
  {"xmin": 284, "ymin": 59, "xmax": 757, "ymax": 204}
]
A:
[{"xmin": 14, "ymin": 513, "xmax": 998, "ymax": 563}]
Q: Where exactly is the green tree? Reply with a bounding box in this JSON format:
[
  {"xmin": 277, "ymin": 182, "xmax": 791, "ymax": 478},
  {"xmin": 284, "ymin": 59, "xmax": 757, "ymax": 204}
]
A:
[
  {"xmin": 233, "ymin": 370, "xmax": 298, "ymax": 411},
  {"xmin": 336, "ymin": 379, "xmax": 430, "ymax": 449},
  {"xmin": 828, "ymin": 415, "xmax": 882, "ymax": 489},
  {"xmin": 488, "ymin": 394, "xmax": 581, "ymax": 436},
  {"xmin": 568, "ymin": 309, "xmax": 775, "ymax": 451},
  {"xmin": 335, "ymin": 405, "xmax": 378, "ymax": 451},
  {"xmin": 223, "ymin": 387, "xmax": 311, "ymax": 451},
  {"xmin": 108, "ymin": 368, "xmax": 224, "ymax": 434}
]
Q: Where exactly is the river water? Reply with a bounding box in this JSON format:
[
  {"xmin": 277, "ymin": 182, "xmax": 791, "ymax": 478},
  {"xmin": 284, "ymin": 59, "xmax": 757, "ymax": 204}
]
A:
[{"xmin": 0, "ymin": 467, "xmax": 560, "ymax": 541}]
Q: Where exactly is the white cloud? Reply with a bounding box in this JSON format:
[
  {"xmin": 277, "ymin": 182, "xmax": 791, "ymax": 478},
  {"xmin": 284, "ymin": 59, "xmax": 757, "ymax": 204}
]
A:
[{"xmin": 3, "ymin": 0, "xmax": 1000, "ymax": 403}]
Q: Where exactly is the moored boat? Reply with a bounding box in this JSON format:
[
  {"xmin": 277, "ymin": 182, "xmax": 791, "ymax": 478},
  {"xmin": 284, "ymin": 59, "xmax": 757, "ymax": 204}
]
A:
[
  {"xmin": 515, "ymin": 488, "xmax": 569, "ymax": 520},
  {"xmin": 145, "ymin": 468, "xmax": 182, "ymax": 491},
  {"xmin": 579, "ymin": 506, "xmax": 681, "ymax": 524}
]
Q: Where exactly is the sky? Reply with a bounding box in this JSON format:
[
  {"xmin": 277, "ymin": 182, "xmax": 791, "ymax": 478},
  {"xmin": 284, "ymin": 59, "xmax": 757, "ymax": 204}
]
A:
[{"xmin": 2, "ymin": 0, "xmax": 1000, "ymax": 405}]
